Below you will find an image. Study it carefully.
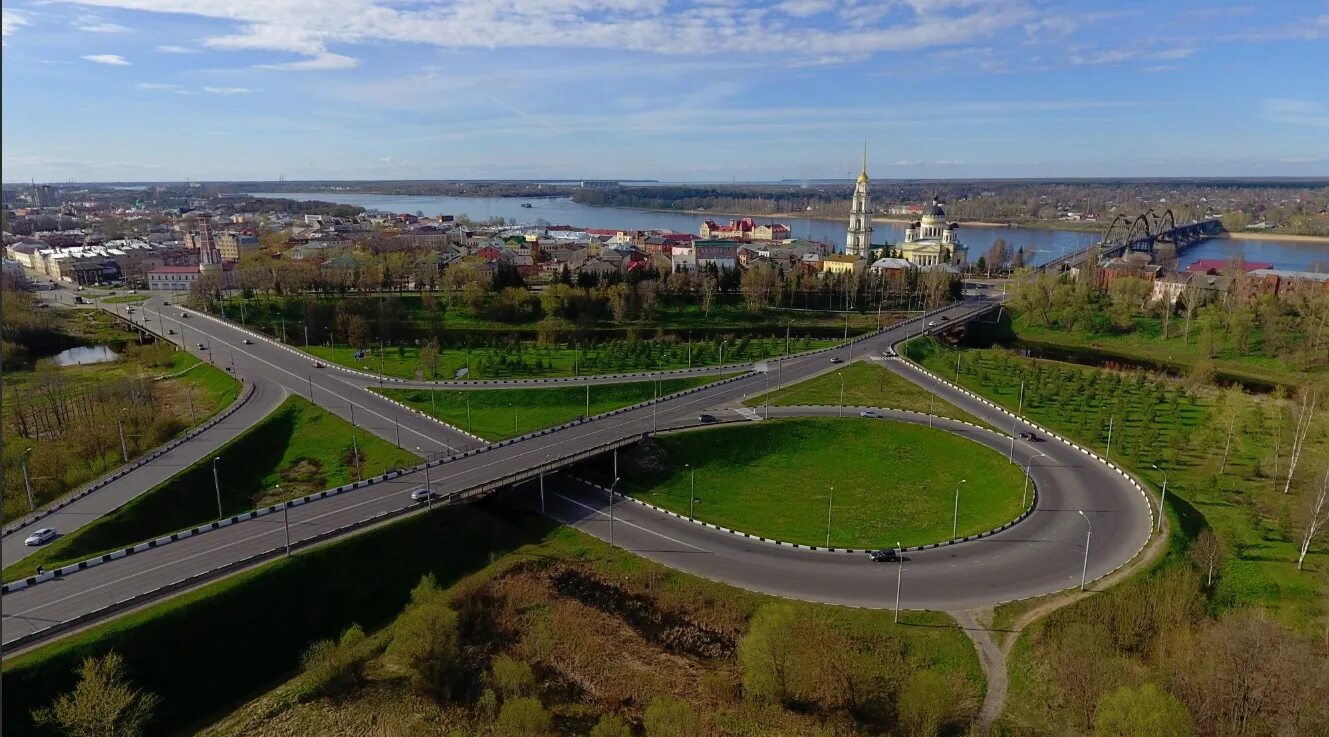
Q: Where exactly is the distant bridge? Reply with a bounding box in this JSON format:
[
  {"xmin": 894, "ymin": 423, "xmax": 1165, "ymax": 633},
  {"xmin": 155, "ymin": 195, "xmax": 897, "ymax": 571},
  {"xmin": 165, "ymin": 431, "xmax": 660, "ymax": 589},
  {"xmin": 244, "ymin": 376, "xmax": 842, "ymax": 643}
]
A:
[{"xmin": 1097, "ymin": 210, "xmax": 1224, "ymax": 259}]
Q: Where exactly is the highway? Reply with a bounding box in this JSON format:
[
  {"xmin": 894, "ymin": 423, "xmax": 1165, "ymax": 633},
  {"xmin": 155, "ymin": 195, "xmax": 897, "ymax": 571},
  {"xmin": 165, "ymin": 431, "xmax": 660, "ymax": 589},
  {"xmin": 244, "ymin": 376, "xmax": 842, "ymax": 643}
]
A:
[{"xmin": 1, "ymin": 291, "xmax": 1154, "ymax": 649}]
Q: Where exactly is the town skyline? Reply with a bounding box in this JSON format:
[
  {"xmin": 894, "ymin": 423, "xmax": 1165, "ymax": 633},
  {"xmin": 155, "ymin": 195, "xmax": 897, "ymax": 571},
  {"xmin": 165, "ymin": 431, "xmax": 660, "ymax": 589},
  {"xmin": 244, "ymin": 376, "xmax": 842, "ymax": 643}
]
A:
[{"xmin": 4, "ymin": 0, "xmax": 1328, "ymax": 182}]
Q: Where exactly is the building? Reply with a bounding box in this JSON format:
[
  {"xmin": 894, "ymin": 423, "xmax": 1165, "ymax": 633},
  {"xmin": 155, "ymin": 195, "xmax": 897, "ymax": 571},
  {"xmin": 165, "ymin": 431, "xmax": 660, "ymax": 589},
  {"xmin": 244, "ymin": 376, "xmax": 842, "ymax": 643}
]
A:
[
  {"xmin": 216, "ymin": 232, "xmax": 259, "ymax": 262},
  {"xmin": 1185, "ymin": 259, "xmax": 1273, "ymax": 275},
  {"xmin": 822, "ymin": 254, "xmax": 865, "ymax": 275},
  {"xmin": 868, "ymin": 257, "xmax": 916, "ymax": 276},
  {"xmin": 148, "ymin": 265, "xmax": 203, "ymax": 291},
  {"xmin": 900, "ymin": 198, "xmax": 967, "ymax": 267},
  {"xmin": 845, "ymin": 148, "xmax": 872, "ymax": 257},
  {"xmin": 700, "ymin": 218, "xmax": 791, "ymax": 242}
]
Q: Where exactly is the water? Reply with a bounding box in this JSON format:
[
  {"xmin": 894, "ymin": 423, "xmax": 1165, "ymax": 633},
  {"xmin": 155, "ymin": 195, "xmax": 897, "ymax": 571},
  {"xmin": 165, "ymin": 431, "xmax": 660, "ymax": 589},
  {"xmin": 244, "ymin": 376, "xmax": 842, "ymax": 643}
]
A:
[
  {"xmin": 52, "ymin": 345, "xmax": 120, "ymax": 366},
  {"xmin": 251, "ymin": 192, "xmax": 1329, "ymax": 271}
]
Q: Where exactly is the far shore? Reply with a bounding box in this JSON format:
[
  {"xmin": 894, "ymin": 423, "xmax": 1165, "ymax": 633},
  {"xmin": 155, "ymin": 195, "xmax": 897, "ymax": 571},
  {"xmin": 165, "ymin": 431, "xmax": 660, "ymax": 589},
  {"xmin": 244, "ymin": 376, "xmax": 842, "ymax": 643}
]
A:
[
  {"xmin": 1226, "ymin": 230, "xmax": 1329, "ymax": 244},
  {"xmin": 629, "ymin": 205, "xmax": 1062, "ymax": 231}
]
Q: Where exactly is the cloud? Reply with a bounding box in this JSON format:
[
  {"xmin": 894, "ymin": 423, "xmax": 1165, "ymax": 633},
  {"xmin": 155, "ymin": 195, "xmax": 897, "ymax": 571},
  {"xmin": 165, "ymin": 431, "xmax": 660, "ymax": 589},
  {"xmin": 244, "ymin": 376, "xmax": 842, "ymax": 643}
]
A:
[
  {"xmin": 154, "ymin": 44, "xmax": 198, "ymax": 53},
  {"xmin": 775, "ymin": 0, "xmax": 833, "ymax": 18},
  {"xmin": 1223, "ymin": 13, "xmax": 1329, "ymax": 42},
  {"xmin": 1261, "ymin": 99, "xmax": 1329, "ymax": 128},
  {"xmin": 75, "ymin": 15, "xmax": 131, "ymax": 33},
  {"xmin": 136, "ymin": 82, "xmax": 181, "ymax": 90},
  {"xmin": 3, "ymin": 8, "xmax": 30, "ymax": 37},
  {"xmin": 203, "ymin": 86, "xmax": 252, "ymax": 94},
  {"xmin": 82, "ymin": 54, "xmax": 131, "ymax": 65},
  {"xmin": 255, "ymin": 53, "xmax": 358, "ymax": 71}
]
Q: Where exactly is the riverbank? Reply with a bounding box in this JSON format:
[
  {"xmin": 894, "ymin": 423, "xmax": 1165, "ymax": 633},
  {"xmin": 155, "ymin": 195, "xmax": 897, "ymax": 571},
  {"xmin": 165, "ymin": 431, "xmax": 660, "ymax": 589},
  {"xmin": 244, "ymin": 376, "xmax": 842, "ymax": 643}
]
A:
[
  {"xmin": 631, "ymin": 204, "xmax": 1018, "ymax": 230},
  {"xmin": 1227, "ymin": 230, "xmax": 1329, "ymax": 244}
]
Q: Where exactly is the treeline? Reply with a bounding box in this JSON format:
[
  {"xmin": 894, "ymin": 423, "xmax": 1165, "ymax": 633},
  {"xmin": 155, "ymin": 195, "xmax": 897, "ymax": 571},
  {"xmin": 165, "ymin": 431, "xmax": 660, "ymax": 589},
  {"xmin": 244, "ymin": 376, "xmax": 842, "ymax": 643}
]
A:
[{"xmin": 236, "ymin": 197, "xmax": 364, "ymax": 218}]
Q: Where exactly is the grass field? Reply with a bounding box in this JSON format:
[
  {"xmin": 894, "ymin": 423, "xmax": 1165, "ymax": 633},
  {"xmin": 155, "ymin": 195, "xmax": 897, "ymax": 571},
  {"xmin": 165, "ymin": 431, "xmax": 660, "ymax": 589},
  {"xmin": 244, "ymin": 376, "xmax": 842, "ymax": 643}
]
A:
[
  {"xmin": 907, "ymin": 337, "xmax": 1326, "ymax": 630},
  {"xmin": 308, "ymin": 334, "xmax": 842, "ymax": 380},
  {"xmin": 376, "ymin": 375, "xmax": 730, "ymax": 441},
  {"xmin": 4, "ymin": 396, "xmax": 417, "ymax": 580},
  {"xmin": 743, "ymin": 360, "xmax": 986, "ymax": 426},
  {"xmin": 4, "ymin": 502, "xmax": 981, "ymax": 737},
  {"xmin": 101, "ymin": 294, "xmax": 150, "ymax": 304},
  {"xmin": 615, "ymin": 418, "xmax": 1027, "ymax": 549}
]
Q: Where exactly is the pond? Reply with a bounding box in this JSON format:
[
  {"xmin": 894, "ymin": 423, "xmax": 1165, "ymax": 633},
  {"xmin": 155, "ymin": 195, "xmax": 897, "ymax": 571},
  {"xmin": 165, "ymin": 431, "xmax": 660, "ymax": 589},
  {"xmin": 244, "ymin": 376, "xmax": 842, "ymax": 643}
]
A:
[{"xmin": 51, "ymin": 345, "xmax": 120, "ymax": 367}]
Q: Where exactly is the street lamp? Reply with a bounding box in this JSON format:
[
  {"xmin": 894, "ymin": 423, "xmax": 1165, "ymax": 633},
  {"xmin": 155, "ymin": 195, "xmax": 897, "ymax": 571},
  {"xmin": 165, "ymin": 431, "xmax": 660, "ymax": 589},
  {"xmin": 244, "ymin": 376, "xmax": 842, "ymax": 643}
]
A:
[
  {"xmin": 540, "ymin": 454, "xmax": 551, "ymax": 514},
  {"xmin": 349, "ymin": 402, "xmax": 362, "ymax": 479},
  {"xmin": 838, "ymin": 371, "xmax": 845, "ymax": 417},
  {"xmin": 212, "ymin": 456, "xmax": 223, "ymax": 519},
  {"xmin": 1152, "ymin": 463, "xmax": 1168, "ymax": 533},
  {"xmin": 1022, "ymin": 453, "xmax": 1046, "ymax": 509},
  {"xmin": 1077, "ymin": 510, "xmax": 1093, "ymax": 590},
  {"xmin": 952, "ymin": 479, "xmax": 968, "ymax": 539},
  {"xmin": 608, "ymin": 476, "xmax": 621, "ymax": 548},
  {"xmin": 20, "ymin": 447, "xmax": 35, "ymax": 511},
  {"xmin": 894, "ymin": 540, "xmax": 903, "ymax": 624},
  {"xmin": 826, "ymin": 484, "xmax": 834, "ymax": 547},
  {"xmin": 417, "ymin": 447, "xmax": 434, "ymax": 510},
  {"xmin": 686, "ymin": 463, "xmax": 696, "ymax": 519},
  {"xmin": 117, "ymin": 408, "xmax": 130, "ymax": 462}
]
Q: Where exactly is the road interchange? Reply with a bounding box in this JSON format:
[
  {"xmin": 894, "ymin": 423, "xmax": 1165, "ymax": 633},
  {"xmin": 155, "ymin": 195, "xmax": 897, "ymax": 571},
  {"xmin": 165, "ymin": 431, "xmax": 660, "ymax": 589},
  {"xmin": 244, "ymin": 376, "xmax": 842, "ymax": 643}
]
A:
[{"xmin": 2, "ymin": 292, "xmax": 1156, "ymax": 650}]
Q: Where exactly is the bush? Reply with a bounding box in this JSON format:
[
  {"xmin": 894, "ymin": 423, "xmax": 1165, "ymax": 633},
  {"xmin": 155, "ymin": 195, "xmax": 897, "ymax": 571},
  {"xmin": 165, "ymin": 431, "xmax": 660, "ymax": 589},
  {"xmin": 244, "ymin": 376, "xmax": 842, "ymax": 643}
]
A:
[
  {"xmin": 32, "ymin": 652, "xmax": 160, "ymax": 737},
  {"xmin": 493, "ymin": 696, "xmax": 551, "ymax": 736},
  {"xmin": 386, "ymin": 574, "xmax": 461, "ymax": 698},
  {"xmin": 897, "ymin": 669, "xmax": 955, "ymax": 737},
  {"xmin": 1092, "ymin": 683, "xmax": 1192, "ymax": 737},
  {"xmin": 588, "ymin": 714, "xmax": 631, "ymax": 737},
  {"xmin": 295, "ymin": 623, "xmax": 369, "ymax": 701},
  {"xmin": 490, "ymin": 653, "xmax": 535, "ymax": 700},
  {"xmin": 643, "ymin": 695, "xmax": 699, "ymax": 737}
]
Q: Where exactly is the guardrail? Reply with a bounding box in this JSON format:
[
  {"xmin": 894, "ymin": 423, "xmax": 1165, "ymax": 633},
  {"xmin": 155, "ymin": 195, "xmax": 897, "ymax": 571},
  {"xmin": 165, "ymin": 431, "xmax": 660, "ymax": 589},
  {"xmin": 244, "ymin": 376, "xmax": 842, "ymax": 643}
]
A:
[{"xmin": 2, "ymin": 380, "xmax": 257, "ymax": 538}]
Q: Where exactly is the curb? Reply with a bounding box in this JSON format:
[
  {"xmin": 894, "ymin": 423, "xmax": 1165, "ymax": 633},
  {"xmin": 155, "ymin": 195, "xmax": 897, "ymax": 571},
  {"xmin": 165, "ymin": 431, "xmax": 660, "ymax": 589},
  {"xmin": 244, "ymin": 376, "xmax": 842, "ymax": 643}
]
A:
[{"xmin": 2, "ymin": 380, "xmax": 257, "ymax": 538}]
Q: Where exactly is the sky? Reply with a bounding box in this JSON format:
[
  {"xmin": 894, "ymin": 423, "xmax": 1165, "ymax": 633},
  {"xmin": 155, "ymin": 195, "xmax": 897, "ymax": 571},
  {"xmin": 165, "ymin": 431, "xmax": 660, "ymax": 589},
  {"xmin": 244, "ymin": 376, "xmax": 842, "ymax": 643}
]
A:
[{"xmin": 2, "ymin": 0, "xmax": 1328, "ymax": 183}]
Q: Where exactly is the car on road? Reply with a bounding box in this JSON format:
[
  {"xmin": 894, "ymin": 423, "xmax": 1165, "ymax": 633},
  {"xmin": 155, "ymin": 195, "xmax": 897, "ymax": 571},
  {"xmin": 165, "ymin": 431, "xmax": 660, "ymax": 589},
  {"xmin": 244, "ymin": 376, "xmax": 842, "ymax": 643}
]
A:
[
  {"xmin": 197, "ymin": 343, "xmax": 208, "ymax": 350},
  {"xmin": 859, "ymin": 410, "xmax": 879, "ymax": 418},
  {"xmin": 313, "ymin": 361, "xmax": 325, "ymax": 368},
  {"xmin": 830, "ymin": 357, "xmax": 844, "ymax": 364},
  {"xmin": 1017, "ymin": 431, "xmax": 1044, "ymax": 442},
  {"xmin": 161, "ymin": 301, "xmax": 171, "ymax": 306},
  {"xmin": 25, "ymin": 528, "xmax": 56, "ymax": 546},
  {"xmin": 180, "ymin": 312, "xmax": 188, "ymax": 318},
  {"xmin": 167, "ymin": 329, "xmax": 177, "ymax": 335},
  {"xmin": 107, "ymin": 291, "xmax": 117, "ymax": 296},
  {"xmin": 928, "ymin": 320, "xmax": 938, "ymax": 327},
  {"xmin": 866, "ymin": 548, "xmax": 899, "ymax": 562},
  {"xmin": 699, "ymin": 413, "xmax": 718, "ymax": 423},
  {"xmin": 242, "ymin": 338, "xmax": 253, "ymax": 345},
  {"xmin": 128, "ymin": 289, "xmax": 137, "ymax": 294},
  {"xmin": 939, "ymin": 315, "xmax": 950, "ymax": 321},
  {"xmin": 410, "ymin": 487, "xmax": 443, "ymax": 502}
]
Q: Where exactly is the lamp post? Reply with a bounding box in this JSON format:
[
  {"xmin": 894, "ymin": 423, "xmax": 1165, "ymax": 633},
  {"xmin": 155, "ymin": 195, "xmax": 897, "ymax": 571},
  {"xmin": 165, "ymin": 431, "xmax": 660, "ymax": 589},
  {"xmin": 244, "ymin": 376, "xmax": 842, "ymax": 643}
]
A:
[
  {"xmin": 1023, "ymin": 453, "xmax": 1045, "ymax": 509},
  {"xmin": 952, "ymin": 479, "xmax": 968, "ymax": 539},
  {"xmin": 838, "ymin": 371, "xmax": 845, "ymax": 417},
  {"xmin": 117, "ymin": 408, "xmax": 130, "ymax": 462},
  {"xmin": 686, "ymin": 463, "xmax": 696, "ymax": 519},
  {"xmin": 21, "ymin": 447, "xmax": 35, "ymax": 511},
  {"xmin": 1077, "ymin": 510, "xmax": 1093, "ymax": 590},
  {"xmin": 540, "ymin": 454, "xmax": 551, "ymax": 514},
  {"xmin": 417, "ymin": 447, "xmax": 434, "ymax": 510},
  {"xmin": 1152, "ymin": 463, "xmax": 1168, "ymax": 533},
  {"xmin": 394, "ymin": 411, "xmax": 402, "ymax": 448},
  {"xmin": 894, "ymin": 540, "xmax": 903, "ymax": 624},
  {"xmin": 608, "ymin": 476, "xmax": 621, "ymax": 548},
  {"xmin": 281, "ymin": 492, "xmax": 292, "ymax": 557},
  {"xmin": 349, "ymin": 402, "xmax": 362, "ymax": 479},
  {"xmin": 825, "ymin": 485, "xmax": 834, "ymax": 547},
  {"xmin": 212, "ymin": 456, "xmax": 223, "ymax": 519}
]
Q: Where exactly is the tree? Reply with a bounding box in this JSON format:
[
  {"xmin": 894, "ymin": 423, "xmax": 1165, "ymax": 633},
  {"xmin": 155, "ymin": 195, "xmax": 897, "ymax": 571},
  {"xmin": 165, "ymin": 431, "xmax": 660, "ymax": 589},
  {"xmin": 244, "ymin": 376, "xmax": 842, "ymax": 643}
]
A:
[
  {"xmin": 986, "ymin": 238, "xmax": 1009, "ymax": 275},
  {"xmin": 606, "ymin": 283, "xmax": 632, "ymax": 322},
  {"xmin": 699, "ymin": 275, "xmax": 718, "ymax": 316},
  {"xmin": 643, "ymin": 695, "xmax": 699, "ymax": 737},
  {"xmin": 386, "ymin": 574, "xmax": 461, "ymax": 697},
  {"xmin": 897, "ymin": 669, "xmax": 954, "ymax": 737},
  {"xmin": 1283, "ymin": 386, "xmax": 1320, "ymax": 495},
  {"xmin": 32, "ymin": 652, "xmax": 160, "ymax": 737},
  {"xmin": 589, "ymin": 714, "xmax": 631, "ymax": 737},
  {"xmin": 418, "ymin": 338, "xmax": 440, "ymax": 379},
  {"xmin": 1188, "ymin": 529, "xmax": 1225, "ymax": 589},
  {"xmin": 1092, "ymin": 683, "xmax": 1192, "ymax": 737},
  {"xmin": 636, "ymin": 279, "xmax": 660, "ymax": 321},
  {"xmin": 739, "ymin": 262, "xmax": 781, "ymax": 313},
  {"xmin": 490, "ymin": 654, "xmax": 535, "ymax": 700},
  {"xmin": 494, "ymin": 697, "xmax": 551, "ymax": 736},
  {"xmin": 1298, "ymin": 462, "xmax": 1329, "ymax": 570},
  {"xmin": 1107, "ymin": 277, "xmax": 1151, "ymax": 330},
  {"xmin": 298, "ymin": 624, "xmax": 368, "ymax": 700}
]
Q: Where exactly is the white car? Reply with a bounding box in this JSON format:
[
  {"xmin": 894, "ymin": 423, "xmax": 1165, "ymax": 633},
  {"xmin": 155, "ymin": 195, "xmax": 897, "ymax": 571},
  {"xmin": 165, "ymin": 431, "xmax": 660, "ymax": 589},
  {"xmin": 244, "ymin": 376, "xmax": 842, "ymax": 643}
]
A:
[
  {"xmin": 410, "ymin": 487, "xmax": 442, "ymax": 502},
  {"xmin": 859, "ymin": 410, "xmax": 879, "ymax": 418},
  {"xmin": 25, "ymin": 528, "xmax": 56, "ymax": 546}
]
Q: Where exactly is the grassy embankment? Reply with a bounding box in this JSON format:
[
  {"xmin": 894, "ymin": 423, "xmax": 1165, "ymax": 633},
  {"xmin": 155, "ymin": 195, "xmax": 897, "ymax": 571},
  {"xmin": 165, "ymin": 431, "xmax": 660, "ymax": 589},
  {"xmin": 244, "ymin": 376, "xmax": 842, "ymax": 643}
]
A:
[
  {"xmin": 308, "ymin": 334, "xmax": 843, "ymax": 380},
  {"xmin": 376, "ymin": 375, "xmax": 729, "ymax": 441},
  {"xmin": 101, "ymin": 294, "xmax": 150, "ymax": 304},
  {"xmin": 4, "ymin": 502, "xmax": 982, "ymax": 737},
  {"xmin": 609, "ymin": 418, "xmax": 1026, "ymax": 549},
  {"xmin": 4, "ymin": 395, "xmax": 417, "ymax": 581},
  {"xmin": 907, "ymin": 337, "xmax": 1324, "ymax": 629},
  {"xmin": 743, "ymin": 359, "xmax": 989, "ymax": 427},
  {"xmin": 2, "ymin": 310, "xmax": 240, "ymax": 519},
  {"xmin": 1010, "ymin": 312, "xmax": 1314, "ymax": 389}
]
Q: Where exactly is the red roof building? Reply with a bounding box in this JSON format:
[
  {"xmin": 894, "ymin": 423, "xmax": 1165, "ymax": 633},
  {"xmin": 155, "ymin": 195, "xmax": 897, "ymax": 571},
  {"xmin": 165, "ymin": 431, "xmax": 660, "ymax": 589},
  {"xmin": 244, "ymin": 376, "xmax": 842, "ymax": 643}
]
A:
[{"xmin": 1186, "ymin": 259, "xmax": 1273, "ymax": 275}]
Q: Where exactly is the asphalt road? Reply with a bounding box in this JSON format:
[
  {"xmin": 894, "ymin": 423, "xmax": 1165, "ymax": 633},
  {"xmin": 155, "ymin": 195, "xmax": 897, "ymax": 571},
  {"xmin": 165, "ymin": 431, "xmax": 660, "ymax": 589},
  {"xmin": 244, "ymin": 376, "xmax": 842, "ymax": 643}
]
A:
[{"xmin": 1, "ymin": 295, "xmax": 1154, "ymax": 647}]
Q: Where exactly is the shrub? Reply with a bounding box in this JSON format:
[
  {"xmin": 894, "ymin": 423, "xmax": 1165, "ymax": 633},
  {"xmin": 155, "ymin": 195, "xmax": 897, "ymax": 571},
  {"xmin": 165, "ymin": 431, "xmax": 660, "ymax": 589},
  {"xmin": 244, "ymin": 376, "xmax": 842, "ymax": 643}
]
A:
[
  {"xmin": 897, "ymin": 669, "xmax": 954, "ymax": 737},
  {"xmin": 490, "ymin": 654, "xmax": 535, "ymax": 700},
  {"xmin": 493, "ymin": 696, "xmax": 551, "ymax": 736},
  {"xmin": 386, "ymin": 574, "xmax": 462, "ymax": 698},
  {"xmin": 643, "ymin": 695, "xmax": 699, "ymax": 737},
  {"xmin": 589, "ymin": 714, "xmax": 631, "ymax": 737},
  {"xmin": 1092, "ymin": 683, "xmax": 1192, "ymax": 737},
  {"xmin": 295, "ymin": 623, "xmax": 369, "ymax": 701},
  {"xmin": 32, "ymin": 652, "xmax": 160, "ymax": 737}
]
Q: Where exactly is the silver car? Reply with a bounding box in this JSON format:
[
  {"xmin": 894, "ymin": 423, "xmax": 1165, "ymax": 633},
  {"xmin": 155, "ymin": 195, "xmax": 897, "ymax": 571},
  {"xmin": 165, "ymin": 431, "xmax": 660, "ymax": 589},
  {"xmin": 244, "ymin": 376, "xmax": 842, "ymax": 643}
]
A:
[{"xmin": 25, "ymin": 528, "xmax": 56, "ymax": 546}]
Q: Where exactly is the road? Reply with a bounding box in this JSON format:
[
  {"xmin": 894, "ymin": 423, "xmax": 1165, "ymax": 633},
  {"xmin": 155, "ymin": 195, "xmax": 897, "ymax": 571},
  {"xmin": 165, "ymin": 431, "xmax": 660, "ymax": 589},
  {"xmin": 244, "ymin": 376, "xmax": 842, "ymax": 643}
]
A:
[{"xmin": 1, "ymin": 293, "xmax": 1153, "ymax": 649}]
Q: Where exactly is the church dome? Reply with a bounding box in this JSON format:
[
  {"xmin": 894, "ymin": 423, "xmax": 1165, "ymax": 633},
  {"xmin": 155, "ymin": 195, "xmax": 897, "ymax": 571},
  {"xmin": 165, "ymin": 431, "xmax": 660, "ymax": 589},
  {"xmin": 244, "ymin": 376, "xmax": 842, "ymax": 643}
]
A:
[{"xmin": 923, "ymin": 202, "xmax": 945, "ymax": 218}]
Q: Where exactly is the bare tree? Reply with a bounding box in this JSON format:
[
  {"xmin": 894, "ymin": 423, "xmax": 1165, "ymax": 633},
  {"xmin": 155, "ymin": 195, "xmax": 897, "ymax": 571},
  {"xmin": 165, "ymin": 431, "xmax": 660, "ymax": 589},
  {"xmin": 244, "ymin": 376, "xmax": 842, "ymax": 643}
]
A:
[
  {"xmin": 1297, "ymin": 462, "xmax": 1329, "ymax": 570},
  {"xmin": 33, "ymin": 652, "xmax": 160, "ymax": 737},
  {"xmin": 1284, "ymin": 387, "xmax": 1320, "ymax": 495},
  {"xmin": 699, "ymin": 276, "xmax": 718, "ymax": 317},
  {"xmin": 1189, "ymin": 529, "xmax": 1225, "ymax": 588}
]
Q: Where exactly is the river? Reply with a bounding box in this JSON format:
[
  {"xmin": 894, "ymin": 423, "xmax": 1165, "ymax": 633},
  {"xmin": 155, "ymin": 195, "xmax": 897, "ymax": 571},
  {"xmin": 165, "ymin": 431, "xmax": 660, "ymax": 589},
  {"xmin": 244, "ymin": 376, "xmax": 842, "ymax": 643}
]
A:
[{"xmin": 251, "ymin": 192, "xmax": 1329, "ymax": 271}]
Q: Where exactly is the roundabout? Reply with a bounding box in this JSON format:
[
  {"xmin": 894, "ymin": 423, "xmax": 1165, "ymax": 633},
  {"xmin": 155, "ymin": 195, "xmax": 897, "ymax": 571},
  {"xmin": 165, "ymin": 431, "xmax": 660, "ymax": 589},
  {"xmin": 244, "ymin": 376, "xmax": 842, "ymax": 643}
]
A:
[{"xmin": 616, "ymin": 417, "xmax": 1029, "ymax": 549}]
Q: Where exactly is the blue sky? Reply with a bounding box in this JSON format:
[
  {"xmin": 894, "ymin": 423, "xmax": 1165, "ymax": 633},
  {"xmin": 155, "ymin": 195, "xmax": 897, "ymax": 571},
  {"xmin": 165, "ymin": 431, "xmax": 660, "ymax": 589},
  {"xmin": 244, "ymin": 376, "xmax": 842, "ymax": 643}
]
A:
[{"xmin": 2, "ymin": 0, "xmax": 1327, "ymax": 182}]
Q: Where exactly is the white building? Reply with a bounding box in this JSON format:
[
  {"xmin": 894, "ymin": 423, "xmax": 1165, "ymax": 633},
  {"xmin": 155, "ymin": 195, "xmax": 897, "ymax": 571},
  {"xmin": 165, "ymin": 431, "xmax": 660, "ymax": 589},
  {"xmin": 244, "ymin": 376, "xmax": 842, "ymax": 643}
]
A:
[
  {"xmin": 901, "ymin": 198, "xmax": 968, "ymax": 267},
  {"xmin": 845, "ymin": 148, "xmax": 872, "ymax": 257}
]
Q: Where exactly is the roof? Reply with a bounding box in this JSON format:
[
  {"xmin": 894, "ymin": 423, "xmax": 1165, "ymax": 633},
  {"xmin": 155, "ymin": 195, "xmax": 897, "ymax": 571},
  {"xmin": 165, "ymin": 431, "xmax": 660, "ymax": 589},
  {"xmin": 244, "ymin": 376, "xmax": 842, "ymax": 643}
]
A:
[
  {"xmin": 869, "ymin": 257, "xmax": 915, "ymax": 270},
  {"xmin": 1185, "ymin": 259, "xmax": 1273, "ymax": 274},
  {"xmin": 823, "ymin": 254, "xmax": 861, "ymax": 264},
  {"xmin": 1249, "ymin": 269, "xmax": 1329, "ymax": 282},
  {"xmin": 150, "ymin": 266, "xmax": 200, "ymax": 274}
]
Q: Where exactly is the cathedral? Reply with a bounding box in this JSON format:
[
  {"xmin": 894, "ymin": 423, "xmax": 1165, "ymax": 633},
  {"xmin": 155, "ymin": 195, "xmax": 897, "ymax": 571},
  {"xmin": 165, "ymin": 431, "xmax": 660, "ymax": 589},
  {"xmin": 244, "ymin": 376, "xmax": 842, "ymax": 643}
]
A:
[{"xmin": 843, "ymin": 152, "xmax": 968, "ymax": 267}]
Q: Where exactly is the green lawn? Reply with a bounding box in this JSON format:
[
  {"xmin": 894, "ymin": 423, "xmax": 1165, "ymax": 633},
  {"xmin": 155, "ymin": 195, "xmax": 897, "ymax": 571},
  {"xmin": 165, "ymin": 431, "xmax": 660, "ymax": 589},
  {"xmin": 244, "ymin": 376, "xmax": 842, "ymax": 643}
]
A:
[
  {"xmin": 616, "ymin": 418, "xmax": 1027, "ymax": 549},
  {"xmin": 4, "ymin": 396, "xmax": 418, "ymax": 580},
  {"xmin": 375, "ymin": 375, "xmax": 732, "ymax": 441},
  {"xmin": 308, "ymin": 335, "xmax": 841, "ymax": 380},
  {"xmin": 101, "ymin": 294, "xmax": 149, "ymax": 304},
  {"xmin": 906, "ymin": 337, "xmax": 1326, "ymax": 630},
  {"xmin": 743, "ymin": 360, "xmax": 987, "ymax": 426}
]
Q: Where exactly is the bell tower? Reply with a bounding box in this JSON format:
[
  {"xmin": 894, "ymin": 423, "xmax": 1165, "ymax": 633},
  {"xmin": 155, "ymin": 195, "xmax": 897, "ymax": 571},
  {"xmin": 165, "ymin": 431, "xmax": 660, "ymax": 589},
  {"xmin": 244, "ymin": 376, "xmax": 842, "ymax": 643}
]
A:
[{"xmin": 845, "ymin": 144, "xmax": 873, "ymax": 257}]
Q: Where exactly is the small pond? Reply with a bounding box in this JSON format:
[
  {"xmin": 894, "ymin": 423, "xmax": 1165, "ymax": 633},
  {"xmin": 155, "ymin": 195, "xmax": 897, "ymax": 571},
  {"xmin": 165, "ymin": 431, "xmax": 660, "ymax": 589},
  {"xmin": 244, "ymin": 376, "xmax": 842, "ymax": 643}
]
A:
[{"xmin": 52, "ymin": 345, "xmax": 121, "ymax": 366}]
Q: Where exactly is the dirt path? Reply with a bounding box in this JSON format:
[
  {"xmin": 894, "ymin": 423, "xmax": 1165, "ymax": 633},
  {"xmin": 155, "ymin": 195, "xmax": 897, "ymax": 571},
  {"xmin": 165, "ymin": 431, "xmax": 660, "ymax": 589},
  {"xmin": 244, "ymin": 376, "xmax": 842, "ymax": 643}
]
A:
[{"xmin": 951, "ymin": 519, "xmax": 1171, "ymax": 734}]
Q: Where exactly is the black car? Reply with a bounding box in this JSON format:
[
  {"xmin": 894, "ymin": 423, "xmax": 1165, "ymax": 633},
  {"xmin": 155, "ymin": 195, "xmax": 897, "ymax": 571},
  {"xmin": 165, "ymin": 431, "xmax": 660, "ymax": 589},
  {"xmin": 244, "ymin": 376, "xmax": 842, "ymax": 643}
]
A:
[
  {"xmin": 1017, "ymin": 431, "xmax": 1044, "ymax": 442},
  {"xmin": 867, "ymin": 548, "xmax": 900, "ymax": 562},
  {"xmin": 698, "ymin": 413, "xmax": 718, "ymax": 423}
]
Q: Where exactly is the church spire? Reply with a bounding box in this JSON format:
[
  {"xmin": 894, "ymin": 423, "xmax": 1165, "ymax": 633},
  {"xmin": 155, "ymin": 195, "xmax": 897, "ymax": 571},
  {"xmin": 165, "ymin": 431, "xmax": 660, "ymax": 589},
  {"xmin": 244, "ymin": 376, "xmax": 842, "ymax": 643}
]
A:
[
  {"xmin": 846, "ymin": 145, "xmax": 873, "ymax": 257},
  {"xmin": 861, "ymin": 141, "xmax": 868, "ymax": 178}
]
